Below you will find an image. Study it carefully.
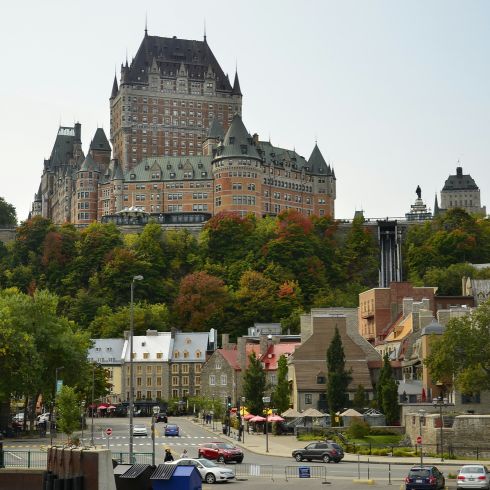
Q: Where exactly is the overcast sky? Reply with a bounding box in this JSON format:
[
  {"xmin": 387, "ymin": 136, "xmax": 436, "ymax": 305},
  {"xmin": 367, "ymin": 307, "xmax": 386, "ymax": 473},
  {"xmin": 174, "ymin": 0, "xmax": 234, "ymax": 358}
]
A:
[{"xmin": 1, "ymin": 0, "xmax": 489, "ymax": 222}]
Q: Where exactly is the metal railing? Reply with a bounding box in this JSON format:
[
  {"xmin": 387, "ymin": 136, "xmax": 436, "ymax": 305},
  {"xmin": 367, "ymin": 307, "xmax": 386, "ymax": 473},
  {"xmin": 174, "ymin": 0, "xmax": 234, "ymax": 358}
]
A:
[
  {"xmin": 235, "ymin": 463, "xmax": 275, "ymax": 480},
  {"xmin": 285, "ymin": 465, "xmax": 328, "ymax": 482},
  {"xmin": 0, "ymin": 450, "xmax": 153, "ymax": 468}
]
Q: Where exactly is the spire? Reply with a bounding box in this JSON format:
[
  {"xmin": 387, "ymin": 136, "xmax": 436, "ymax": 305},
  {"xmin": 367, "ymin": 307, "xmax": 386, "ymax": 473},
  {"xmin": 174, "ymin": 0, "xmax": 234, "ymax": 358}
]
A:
[
  {"xmin": 308, "ymin": 143, "xmax": 329, "ymax": 174},
  {"xmin": 434, "ymin": 193, "xmax": 440, "ymax": 216},
  {"xmin": 232, "ymin": 69, "xmax": 242, "ymax": 96},
  {"xmin": 203, "ymin": 19, "xmax": 207, "ymax": 43},
  {"xmin": 145, "ymin": 13, "xmax": 148, "ymax": 36},
  {"xmin": 111, "ymin": 73, "xmax": 118, "ymax": 99}
]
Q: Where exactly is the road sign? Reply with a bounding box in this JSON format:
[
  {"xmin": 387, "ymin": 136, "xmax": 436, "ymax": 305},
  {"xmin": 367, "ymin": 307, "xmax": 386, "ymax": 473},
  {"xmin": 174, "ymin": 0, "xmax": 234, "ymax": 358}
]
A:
[
  {"xmin": 105, "ymin": 427, "xmax": 113, "ymax": 436},
  {"xmin": 299, "ymin": 467, "xmax": 311, "ymax": 478},
  {"xmin": 262, "ymin": 396, "xmax": 271, "ymax": 403},
  {"xmin": 416, "ymin": 436, "xmax": 422, "ymax": 444}
]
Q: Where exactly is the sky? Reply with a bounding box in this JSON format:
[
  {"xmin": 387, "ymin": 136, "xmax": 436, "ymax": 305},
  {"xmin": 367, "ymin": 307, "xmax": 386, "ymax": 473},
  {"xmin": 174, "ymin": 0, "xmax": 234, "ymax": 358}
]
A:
[{"xmin": 1, "ymin": 0, "xmax": 489, "ymax": 222}]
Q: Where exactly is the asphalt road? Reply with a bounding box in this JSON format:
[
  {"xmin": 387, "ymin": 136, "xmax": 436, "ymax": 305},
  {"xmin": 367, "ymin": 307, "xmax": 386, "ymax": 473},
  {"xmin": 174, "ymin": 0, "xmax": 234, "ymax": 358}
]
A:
[{"xmin": 3, "ymin": 416, "xmax": 462, "ymax": 485}]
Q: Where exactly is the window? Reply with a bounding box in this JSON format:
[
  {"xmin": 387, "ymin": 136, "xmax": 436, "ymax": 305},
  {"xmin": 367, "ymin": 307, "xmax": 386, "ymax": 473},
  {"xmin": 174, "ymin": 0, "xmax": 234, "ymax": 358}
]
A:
[
  {"xmin": 172, "ymin": 364, "xmax": 179, "ymax": 374},
  {"xmin": 172, "ymin": 389, "xmax": 179, "ymax": 398},
  {"xmin": 182, "ymin": 364, "xmax": 189, "ymax": 374},
  {"xmin": 172, "ymin": 376, "xmax": 179, "ymax": 386},
  {"xmin": 195, "ymin": 376, "xmax": 201, "ymax": 386},
  {"xmin": 174, "ymin": 351, "xmax": 180, "ymax": 359},
  {"xmin": 146, "ymin": 390, "xmax": 152, "ymax": 399},
  {"xmin": 195, "ymin": 363, "xmax": 202, "ymax": 373},
  {"xmin": 220, "ymin": 374, "xmax": 227, "ymax": 386},
  {"xmin": 209, "ymin": 375, "xmax": 216, "ymax": 386},
  {"xmin": 156, "ymin": 377, "xmax": 162, "ymax": 386},
  {"xmin": 182, "ymin": 376, "xmax": 189, "ymax": 386},
  {"xmin": 215, "ymin": 361, "xmax": 221, "ymax": 370},
  {"xmin": 317, "ymin": 375, "xmax": 326, "ymax": 384},
  {"xmin": 305, "ymin": 393, "xmax": 312, "ymax": 405},
  {"xmin": 143, "ymin": 353, "xmax": 149, "ymax": 359}
]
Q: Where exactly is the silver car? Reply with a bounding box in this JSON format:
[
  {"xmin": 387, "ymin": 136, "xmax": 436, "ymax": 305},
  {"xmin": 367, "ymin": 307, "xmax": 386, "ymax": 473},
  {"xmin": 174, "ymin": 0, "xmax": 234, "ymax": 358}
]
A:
[
  {"xmin": 457, "ymin": 465, "xmax": 490, "ymax": 489},
  {"xmin": 133, "ymin": 424, "xmax": 148, "ymax": 436},
  {"xmin": 168, "ymin": 458, "xmax": 235, "ymax": 484}
]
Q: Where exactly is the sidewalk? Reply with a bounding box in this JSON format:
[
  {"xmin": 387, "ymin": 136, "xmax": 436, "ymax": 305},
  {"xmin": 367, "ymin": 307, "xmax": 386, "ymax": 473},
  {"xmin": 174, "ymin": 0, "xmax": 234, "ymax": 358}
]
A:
[{"xmin": 190, "ymin": 418, "xmax": 490, "ymax": 467}]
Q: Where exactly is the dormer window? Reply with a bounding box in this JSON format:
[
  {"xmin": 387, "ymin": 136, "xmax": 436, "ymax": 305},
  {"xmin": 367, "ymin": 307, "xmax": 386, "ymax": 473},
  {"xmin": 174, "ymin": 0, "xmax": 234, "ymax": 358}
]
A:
[
  {"xmin": 174, "ymin": 351, "xmax": 180, "ymax": 359},
  {"xmin": 184, "ymin": 350, "xmax": 189, "ymax": 359},
  {"xmin": 240, "ymin": 145, "xmax": 248, "ymax": 154},
  {"xmin": 229, "ymin": 137, "xmax": 235, "ymax": 144},
  {"xmin": 130, "ymin": 174, "xmax": 136, "ymax": 180}
]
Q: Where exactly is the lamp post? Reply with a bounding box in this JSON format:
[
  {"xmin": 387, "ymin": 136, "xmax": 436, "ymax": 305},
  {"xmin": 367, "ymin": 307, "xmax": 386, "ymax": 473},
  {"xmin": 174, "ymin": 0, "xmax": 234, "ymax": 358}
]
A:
[
  {"xmin": 51, "ymin": 366, "xmax": 64, "ymax": 446},
  {"xmin": 433, "ymin": 396, "xmax": 449, "ymax": 462},
  {"xmin": 91, "ymin": 364, "xmax": 95, "ymax": 446},
  {"xmin": 129, "ymin": 274, "xmax": 143, "ymax": 464},
  {"xmin": 262, "ymin": 396, "xmax": 271, "ymax": 453},
  {"xmin": 418, "ymin": 409, "xmax": 426, "ymax": 466},
  {"xmin": 151, "ymin": 405, "xmax": 159, "ymax": 466},
  {"xmin": 81, "ymin": 400, "xmax": 86, "ymax": 444}
]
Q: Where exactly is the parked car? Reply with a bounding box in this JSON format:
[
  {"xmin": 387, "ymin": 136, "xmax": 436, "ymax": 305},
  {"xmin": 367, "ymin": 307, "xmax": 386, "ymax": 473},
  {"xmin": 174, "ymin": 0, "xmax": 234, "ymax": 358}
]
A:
[
  {"xmin": 198, "ymin": 442, "xmax": 244, "ymax": 463},
  {"xmin": 292, "ymin": 441, "xmax": 344, "ymax": 463},
  {"xmin": 133, "ymin": 424, "xmax": 148, "ymax": 436},
  {"xmin": 36, "ymin": 413, "xmax": 51, "ymax": 425},
  {"xmin": 156, "ymin": 413, "xmax": 168, "ymax": 423},
  {"xmin": 457, "ymin": 465, "xmax": 490, "ymax": 489},
  {"xmin": 166, "ymin": 458, "xmax": 235, "ymax": 484},
  {"xmin": 405, "ymin": 466, "xmax": 445, "ymax": 490},
  {"xmin": 164, "ymin": 424, "xmax": 180, "ymax": 436}
]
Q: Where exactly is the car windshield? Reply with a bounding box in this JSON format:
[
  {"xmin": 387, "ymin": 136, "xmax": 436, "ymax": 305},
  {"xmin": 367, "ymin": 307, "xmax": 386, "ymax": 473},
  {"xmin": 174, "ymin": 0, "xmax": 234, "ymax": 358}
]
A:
[
  {"xmin": 134, "ymin": 425, "xmax": 145, "ymax": 429},
  {"xmin": 331, "ymin": 443, "xmax": 342, "ymax": 450},
  {"xmin": 167, "ymin": 425, "xmax": 178, "ymax": 429},
  {"xmin": 461, "ymin": 467, "xmax": 485, "ymax": 474},
  {"xmin": 409, "ymin": 469, "xmax": 430, "ymax": 478},
  {"xmin": 197, "ymin": 459, "xmax": 217, "ymax": 468},
  {"xmin": 215, "ymin": 443, "xmax": 234, "ymax": 449}
]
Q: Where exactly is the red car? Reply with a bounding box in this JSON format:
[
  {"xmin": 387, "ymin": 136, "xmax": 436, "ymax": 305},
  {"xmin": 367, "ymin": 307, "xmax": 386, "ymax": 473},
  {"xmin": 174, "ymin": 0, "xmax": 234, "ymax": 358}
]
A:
[{"xmin": 198, "ymin": 441, "xmax": 244, "ymax": 463}]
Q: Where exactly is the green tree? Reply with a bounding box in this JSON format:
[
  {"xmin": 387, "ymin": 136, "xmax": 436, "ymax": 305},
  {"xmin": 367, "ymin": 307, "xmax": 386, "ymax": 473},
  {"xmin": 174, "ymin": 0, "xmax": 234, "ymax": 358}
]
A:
[
  {"xmin": 243, "ymin": 352, "xmax": 266, "ymax": 416},
  {"xmin": 0, "ymin": 196, "xmax": 17, "ymax": 226},
  {"xmin": 376, "ymin": 354, "xmax": 399, "ymax": 424},
  {"xmin": 272, "ymin": 355, "xmax": 290, "ymax": 413},
  {"xmin": 425, "ymin": 300, "xmax": 490, "ymax": 393},
  {"xmin": 353, "ymin": 385, "xmax": 367, "ymax": 411},
  {"xmin": 56, "ymin": 385, "xmax": 80, "ymax": 442},
  {"xmin": 326, "ymin": 327, "xmax": 352, "ymax": 423}
]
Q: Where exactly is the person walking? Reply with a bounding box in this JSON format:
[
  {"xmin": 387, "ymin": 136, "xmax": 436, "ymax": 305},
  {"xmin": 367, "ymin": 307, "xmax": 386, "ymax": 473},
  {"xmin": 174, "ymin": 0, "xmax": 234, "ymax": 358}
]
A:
[
  {"xmin": 164, "ymin": 448, "xmax": 174, "ymax": 462},
  {"xmin": 180, "ymin": 449, "xmax": 188, "ymax": 459}
]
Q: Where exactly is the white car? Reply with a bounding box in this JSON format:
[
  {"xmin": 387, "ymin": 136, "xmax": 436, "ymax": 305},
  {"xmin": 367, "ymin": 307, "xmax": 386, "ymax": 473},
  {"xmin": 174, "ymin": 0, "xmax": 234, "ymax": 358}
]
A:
[
  {"xmin": 457, "ymin": 465, "xmax": 490, "ymax": 489},
  {"xmin": 36, "ymin": 413, "xmax": 51, "ymax": 425},
  {"xmin": 133, "ymin": 424, "xmax": 148, "ymax": 436},
  {"xmin": 167, "ymin": 458, "xmax": 235, "ymax": 484}
]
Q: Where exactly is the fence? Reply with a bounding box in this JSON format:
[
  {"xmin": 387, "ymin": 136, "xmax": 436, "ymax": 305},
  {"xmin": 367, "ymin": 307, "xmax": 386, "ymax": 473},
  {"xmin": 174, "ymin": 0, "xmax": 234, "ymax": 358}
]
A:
[
  {"xmin": 285, "ymin": 465, "xmax": 328, "ymax": 482},
  {"xmin": 235, "ymin": 463, "xmax": 275, "ymax": 480},
  {"xmin": 0, "ymin": 450, "xmax": 153, "ymax": 468}
]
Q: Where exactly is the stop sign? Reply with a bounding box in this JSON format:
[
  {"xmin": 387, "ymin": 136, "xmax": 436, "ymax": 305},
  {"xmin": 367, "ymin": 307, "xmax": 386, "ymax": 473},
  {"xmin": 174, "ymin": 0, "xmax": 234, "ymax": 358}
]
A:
[
  {"xmin": 416, "ymin": 436, "xmax": 422, "ymax": 444},
  {"xmin": 105, "ymin": 427, "xmax": 113, "ymax": 436}
]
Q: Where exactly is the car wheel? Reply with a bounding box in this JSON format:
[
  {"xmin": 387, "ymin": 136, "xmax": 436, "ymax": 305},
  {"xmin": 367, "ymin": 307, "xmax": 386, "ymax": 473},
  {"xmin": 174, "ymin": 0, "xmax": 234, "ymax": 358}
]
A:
[
  {"xmin": 217, "ymin": 456, "xmax": 225, "ymax": 463},
  {"xmin": 205, "ymin": 473, "xmax": 216, "ymax": 484},
  {"xmin": 322, "ymin": 454, "xmax": 331, "ymax": 463},
  {"xmin": 295, "ymin": 454, "xmax": 303, "ymax": 462}
]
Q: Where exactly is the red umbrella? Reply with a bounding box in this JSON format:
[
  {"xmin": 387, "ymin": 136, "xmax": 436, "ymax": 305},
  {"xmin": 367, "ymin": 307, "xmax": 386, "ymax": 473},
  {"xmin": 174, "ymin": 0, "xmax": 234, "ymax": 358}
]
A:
[
  {"xmin": 107, "ymin": 405, "xmax": 117, "ymax": 410},
  {"xmin": 267, "ymin": 414, "xmax": 285, "ymax": 422},
  {"xmin": 97, "ymin": 403, "xmax": 108, "ymax": 410},
  {"xmin": 243, "ymin": 413, "xmax": 255, "ymax": 421},
  {"xmin": 249, "ymin": 415, "xmax": 266, "ymax": 422}
]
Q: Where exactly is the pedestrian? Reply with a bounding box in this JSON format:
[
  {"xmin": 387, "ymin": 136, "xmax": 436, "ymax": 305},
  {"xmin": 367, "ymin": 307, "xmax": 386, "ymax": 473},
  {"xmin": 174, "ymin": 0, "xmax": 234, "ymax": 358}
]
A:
[
  {"xmin": 164, "ymin": 448, "xmax": 174, "ymax": 462},
  {"xmin": 180, "ymin": 449, "xmax": 188, "ymax": 459}
]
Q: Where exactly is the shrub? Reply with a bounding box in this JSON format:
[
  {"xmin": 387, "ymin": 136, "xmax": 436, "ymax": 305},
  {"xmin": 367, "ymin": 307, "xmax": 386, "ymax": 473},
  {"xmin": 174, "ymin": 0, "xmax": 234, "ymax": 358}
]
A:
[
  {"xmin": 368, "ymin": 427, "xmax": 398, "ymax": 436},
  {"xmin": 346, "ymin": 419, "xmax": 371, "ymax": 439}
]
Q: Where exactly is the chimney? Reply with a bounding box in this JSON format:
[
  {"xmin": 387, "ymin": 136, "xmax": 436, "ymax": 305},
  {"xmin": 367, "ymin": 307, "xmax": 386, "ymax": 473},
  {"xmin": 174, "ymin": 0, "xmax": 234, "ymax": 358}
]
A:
[
  {"xmin": 252, "ymin": 133, "xmax": 259, "ymax": 144},
  {"xmin": 221, "ymin": 333, "xmax": 230, "ymax": 349},
  {"xmin": 402, "ymin": 298, "xmax": 414, "ymax": 316},
  {"xmin": 456, "ymin": 166, "xmax": 463, "ymax": 177},
  {"xmin": 237, "ymin": 337, "xmax": 247, "ymax": 371},
  {"xmin": 259, "ymin": 335, "xmax": 270, "ymax": 356},
  {"xmin": 74, "ymin": 122, "xmax": 81, "ymax": 142}
]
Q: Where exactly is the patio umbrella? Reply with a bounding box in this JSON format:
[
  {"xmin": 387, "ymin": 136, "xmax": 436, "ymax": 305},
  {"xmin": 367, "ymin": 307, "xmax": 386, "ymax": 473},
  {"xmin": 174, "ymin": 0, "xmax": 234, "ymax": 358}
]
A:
[
  {"xmin": 267, "ymin": 414, "xmax": 285, "ymax": 422},
  {"xmin": 243, "ymin": 413, "xmax": 255, "ymax": 421},
  {"xmin": 97, "ymin": 403, "xmax": 108, "ymax": 410},
  {"xmin": 107, "ymin": 405, "xmax": 117, "ymax": 410},
  {"xmin": 249, "ymin": 415, "xmax": 266, "ymax": 422},
  {"xmin": 281, "ymin": 408, "xmax": 301, "ymax": 418}
]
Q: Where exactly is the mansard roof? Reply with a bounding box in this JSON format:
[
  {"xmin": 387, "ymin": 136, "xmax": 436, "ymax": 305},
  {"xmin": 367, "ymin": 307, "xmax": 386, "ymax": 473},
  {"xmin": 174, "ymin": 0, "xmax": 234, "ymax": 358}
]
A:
[
  {"xmin": 215, "ymin": 114, "xmax": 261, "ymax": 160},
  {"xmin": 442, "ymin": 166, "xmax": 479, "ymax": 191},
  {"xmin": 127, "ymin": 155, "xmax": 213, "ymax": 181},
  {"xmin": 124, "ymin": 35, "xmax": 232, "ymax": 92},
  {"xmin": 90, "ymin": 128, "xmax": 111, "ymax": 152},
  {"xmin": 47, "ymin": 127, "xmax": 79, "ymax": 168}
]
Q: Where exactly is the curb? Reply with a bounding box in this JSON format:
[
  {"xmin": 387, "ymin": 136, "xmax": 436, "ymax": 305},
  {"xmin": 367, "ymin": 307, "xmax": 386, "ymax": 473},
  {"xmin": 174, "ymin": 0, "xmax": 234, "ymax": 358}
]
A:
[{"xmin": 352, "ymin": 479, "xmax": 376, "ymax": 485}]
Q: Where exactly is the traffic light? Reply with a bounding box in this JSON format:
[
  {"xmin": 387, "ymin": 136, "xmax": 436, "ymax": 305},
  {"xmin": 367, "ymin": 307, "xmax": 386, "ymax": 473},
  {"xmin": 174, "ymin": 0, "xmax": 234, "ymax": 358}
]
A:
[{"xmin": 227, "ymin": 396, "xmax": 232, "ymax": 410}]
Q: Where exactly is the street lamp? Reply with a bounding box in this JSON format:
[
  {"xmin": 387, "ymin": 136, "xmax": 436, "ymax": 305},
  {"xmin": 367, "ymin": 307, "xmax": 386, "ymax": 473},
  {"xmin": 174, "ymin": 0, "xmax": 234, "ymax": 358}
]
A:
[
  {"xmin": 81, "ymin": 400, "xmax": 86, "ymax": 445},
  {"xmin": 129, "ymin": 274, "xmax": 143, "ymax": 463},
  {"xmin": 433, "ymin": 396, "xmax": 449, "ymax": 462},
  {"xmin": 51, "ymin": 366, "xmax": 64, "ymax": 446},
  {"xmin": 91, "ymin": 364, "xmax": 95, "ymax": 446},
  {"xmin": 418, "ymin": 409, "xmax": 426, "ymax": 466},
  {"xmin": 151, "ymin": 405, "xmax": 160, "ymax": 466}
]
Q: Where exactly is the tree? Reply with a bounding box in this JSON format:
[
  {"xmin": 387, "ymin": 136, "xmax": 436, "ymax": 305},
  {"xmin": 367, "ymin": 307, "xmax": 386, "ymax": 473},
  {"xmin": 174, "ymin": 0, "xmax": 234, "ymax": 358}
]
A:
[
  {"xmin": 326, "ymin": 327, "xmax": 351, "ymax": 423},
  {"xmin": 56, "ymin": 385, "xmax": 80, "ymax": 442},
  {"xmin": 272, "ymin": 355, "xmax": 289, "ymax": 413},
  {"xmin": 376, "ymin": 354, "xmax": 399, "ymax": 424},
  {"xmin": 243, "ymin": 352, "xmax": 266, "ymax": 416},
  {"xmin": 425, "ymin": 300, "xmax": 490, "ymax": 394},
  {"xmin": 0, "ymin": 196, "xmax": 17, "ymax": 226},
  {"xmin": 353, "ymin": 385, "xmax": 367, "ymax": 411},
  {"xmin": 174, "ymin": 272, "xmax": 230, "ymax": 331}
]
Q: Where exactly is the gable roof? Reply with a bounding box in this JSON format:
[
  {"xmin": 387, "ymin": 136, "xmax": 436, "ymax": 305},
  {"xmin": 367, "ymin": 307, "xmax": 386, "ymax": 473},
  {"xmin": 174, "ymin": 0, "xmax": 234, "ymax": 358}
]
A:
[
  {"xmin": 217, "ymin": 344, "xmax": 262, "ymax": 371},
  {"xmin": 260, "ymin": 342, "xmax": 300, "ymax": 370}
]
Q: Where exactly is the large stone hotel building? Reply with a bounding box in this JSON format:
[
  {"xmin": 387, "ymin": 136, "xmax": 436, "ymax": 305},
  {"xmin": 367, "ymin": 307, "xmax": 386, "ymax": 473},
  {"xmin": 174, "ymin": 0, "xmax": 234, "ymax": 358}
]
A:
[{"xmin": 31, "ymin": 32, "xmax": 336, "ymax": 225}]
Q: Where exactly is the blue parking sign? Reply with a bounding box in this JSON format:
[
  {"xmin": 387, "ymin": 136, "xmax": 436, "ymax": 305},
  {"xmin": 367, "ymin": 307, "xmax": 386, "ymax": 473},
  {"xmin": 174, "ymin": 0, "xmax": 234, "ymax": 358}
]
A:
[{"xmin": 298, "ymin": 466, "xmax": 311, "ymax": 478}]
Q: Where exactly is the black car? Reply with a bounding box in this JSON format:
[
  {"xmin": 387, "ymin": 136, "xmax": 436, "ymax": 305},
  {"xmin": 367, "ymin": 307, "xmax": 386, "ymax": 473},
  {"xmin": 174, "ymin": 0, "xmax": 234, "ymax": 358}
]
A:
[
  {"xmin": 292, "ymin": 441, "xmax": 344, "ymax": 463},
  {"xmin": 405, "ymin": 466, "xmax": 445, "ymax": 490},
  {"xmin": 156, "ymin": 413, "xmax": 168, "ymax": 423}
]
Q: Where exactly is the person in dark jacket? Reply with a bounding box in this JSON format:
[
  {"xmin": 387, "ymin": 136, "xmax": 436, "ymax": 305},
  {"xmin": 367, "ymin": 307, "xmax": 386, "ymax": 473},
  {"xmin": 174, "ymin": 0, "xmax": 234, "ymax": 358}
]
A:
[{"xmin": 164, "ymin": 448, "xmax": 174, "ymax": 462}]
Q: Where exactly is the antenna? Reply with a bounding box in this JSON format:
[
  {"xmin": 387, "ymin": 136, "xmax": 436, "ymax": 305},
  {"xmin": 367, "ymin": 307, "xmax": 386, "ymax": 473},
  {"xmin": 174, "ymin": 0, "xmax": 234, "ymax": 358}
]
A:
[
  {"xmin": 145, "ymin": 13, "xmax": 148, "ymax": 36},
  {"xmin": 204, "ymin": 19, "xmax": 206, "ymax": 42}
]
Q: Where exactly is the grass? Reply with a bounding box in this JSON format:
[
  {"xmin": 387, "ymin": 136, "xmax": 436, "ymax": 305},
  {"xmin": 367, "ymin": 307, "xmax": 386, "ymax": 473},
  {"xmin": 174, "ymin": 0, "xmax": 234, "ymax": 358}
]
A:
[{"xmin": 350, "ymin": 435, "xmax": 403, "ymax": 445}]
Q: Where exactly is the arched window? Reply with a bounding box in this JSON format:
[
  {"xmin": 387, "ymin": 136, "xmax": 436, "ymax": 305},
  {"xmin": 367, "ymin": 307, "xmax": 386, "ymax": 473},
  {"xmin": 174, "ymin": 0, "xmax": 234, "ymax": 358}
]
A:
[
  {"xmin": 174, "ymin": 351, "xmax": 180, "ymax": 359},
  {"xmin": 196, "ymin": 350, "xmax": 201, "ymax": 359},
  {"xmin": 183, "ymin": 350, "xmax": 189, "ymax": 359}
]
